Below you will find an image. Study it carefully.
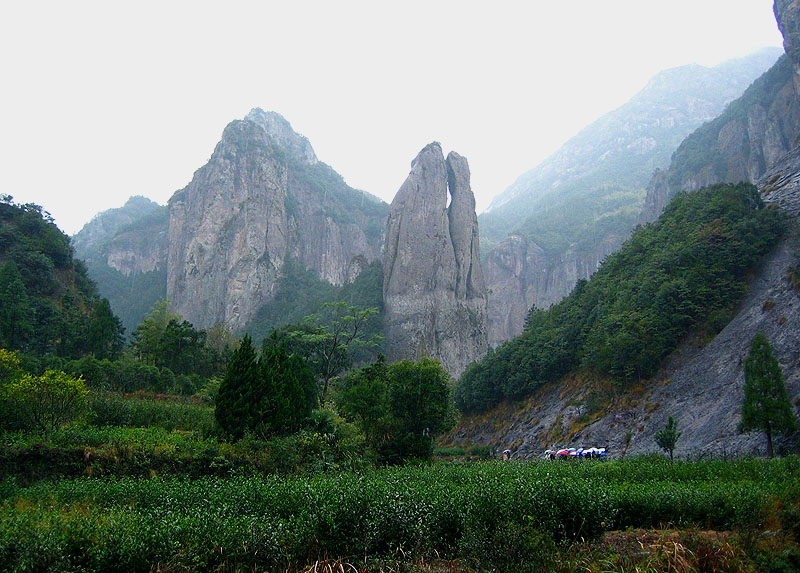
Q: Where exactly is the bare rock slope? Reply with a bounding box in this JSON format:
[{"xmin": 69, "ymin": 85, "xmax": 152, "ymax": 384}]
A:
[
  {"xmin": 167, "ymin": 109, "xmax": 387, "ymax": 330},
  {"xmin": 383, "ymin": 143, "xmax": 488, "ymax": 378}
]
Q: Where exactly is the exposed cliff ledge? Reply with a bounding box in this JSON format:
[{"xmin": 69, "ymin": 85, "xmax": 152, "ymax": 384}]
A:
[
  {"xmin": 72, "ymin": 196, "xmax": 168, "ymax": 276},
  {"xmin": 640, "ymin": 52, "xmax": 800, "ymax": 224},
  {"xmin": 484, "ymin": 233, "xmax": 623, "ymax": 347},
  {"xmin": 383, "ymin": 143, "xmax": 488, "ymax": 378},
  {"xmin": 167, "ymin": 109, "xmax": 387, "ymax": 330}
]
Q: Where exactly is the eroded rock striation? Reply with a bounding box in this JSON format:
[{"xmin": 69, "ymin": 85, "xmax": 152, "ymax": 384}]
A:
[
  {"xmin": 485, "ymin": 233, "xmax": 622, "ymax": 345},
  {"xmin": 167, "ymin": 109, "xmax": 387, "ymax": 330},
  {"xmin": 383, "ymin": 143, "xmax": 487, "ymax": 378}
]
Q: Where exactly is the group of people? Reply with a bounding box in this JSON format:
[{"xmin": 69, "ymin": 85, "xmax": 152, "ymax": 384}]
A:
[{"xmin": 544, "ymin": 447, "xmax": 607, "ymax": 460}]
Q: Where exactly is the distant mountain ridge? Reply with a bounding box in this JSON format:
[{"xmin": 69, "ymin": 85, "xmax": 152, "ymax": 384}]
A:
[
  {"xmin": 483, "ymin": 48, "xmax": 782, "ymax": 241},
  {"xmin": 480, "ymin": 48, "xmax": 782, "ymax": 346}
]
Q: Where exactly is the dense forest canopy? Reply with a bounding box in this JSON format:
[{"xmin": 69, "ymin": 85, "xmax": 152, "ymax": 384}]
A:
[
  {"xmin": 0, "ymin": 195, "xmax": 122, "ymax": 358},
  {"xmin": 456, "ymin": 183, "xmax": 786, "ymax": 413}
]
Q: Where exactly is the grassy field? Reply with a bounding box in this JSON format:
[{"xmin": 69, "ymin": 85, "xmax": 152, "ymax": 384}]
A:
[{"xmin": 1, "ymin": 457, "xmax": 799, "ymax": 571}]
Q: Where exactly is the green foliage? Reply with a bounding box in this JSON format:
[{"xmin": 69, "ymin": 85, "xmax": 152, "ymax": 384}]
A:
[
  {"xmin": 131, "ymin": 300, "xmax": 222, "ymax": 377},
  {"xmin": 337, "ymin": 356, "xmax": 456, "ymax": 463},
  {"xmin": 87, "ymin": 298, "xmax": 125, "ymax": 359},
  {"xmin": 0, "ymin": 457, "xmax": 797, "ymax": 570},
  {"xmin": 87, "ymin": 392, "xmax": 215, "ymax": 435},
  {"xmin": 666, "ymin": 55, "xmax": 792, "ymax": 194},
  {"xmin": 216, "ymin": 333, "xmax": 318, "ymax": 440},
  {"xmin": 655, "ymin": 415, "xmax": 682, "ymax": 460},
  {"xmin": 739, "ymin": 333, "xmax": 798, "ymax": 457},
  {"xmin": 517, "ymin": 183, "xmax": 645, "ymax": 254},
  {"xmin": 60, "ymin": 355, "xmax": 200, "ymax": 395},
  {"xmin": 288, "ymin": 302, "xmax": 381, "ymax": 401},
  {"xmin": 84, "ymin": 262, "xmax": 166, "ymax": 335},
  {"xmin": 456, "ymin": 183, "xmax": 785, "ymax": 412},
  {"xmin": 0, "ymin": 196, "xmax": 117, "ymax": 356},
  {"xmin": 0, "ymin": 262, "xmax": 32, "ymax": 350},
  {"xmin": 215, "ymin": 333, "xmax": 258, "ymax": 439},
  {"xmin": 3, "ymin": 370, "xmax": 89, "ymax": 434},
  {"xmin": 245, "ymin": 258, "xmax": 385, "ymax": 352}
]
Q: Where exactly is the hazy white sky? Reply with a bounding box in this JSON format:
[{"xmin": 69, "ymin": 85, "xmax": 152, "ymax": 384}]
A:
[{"xmin": 0, "ymin": 1, "xmax": 784, "ymax": 235}]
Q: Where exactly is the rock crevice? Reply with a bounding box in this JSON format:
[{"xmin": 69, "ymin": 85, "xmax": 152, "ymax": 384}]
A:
[{"xmin": 383, "ymin": 143, "xmax": 488, "ymax": 378}]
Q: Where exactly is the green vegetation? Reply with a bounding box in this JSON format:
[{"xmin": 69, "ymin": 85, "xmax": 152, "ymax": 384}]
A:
[
  {"xmin": 215, "ymin": 334, "xmax": 316, "ymax": 440},
  {"xmin": 0, "ymin": 196, "xmax": 122, "ymax": 358},
  {"xmin": 655, "ymin": 416, "xmax": 682, "ymax": 461},
  {"xmin": 666, "ymin": 55, "xmax": 792, "ymax": 194},
  {"xmin": 517, "ymin": 183, "xmax": 644, "ymax": 255},
  {"xmin": 130, "ymin": 300, "xmax": 224, "ymax": 377},
  {"xmin": 84, "ymin": 263, "xmax": 166, "ymax": 335},
  {"xmin": 3, "ymin": 370, "xmax": 89, "ymax": 435},
  {"xmin": 457, "ymin": 183, "xmax": 785, "ymax": 412},
  {"xmin": 245, "ymin": 258, "xmax": 384, "ymax": 347},
  {"xmin": 337, "ymin": 356, "xmax": 456, "ymax": 464},
  {"xmin": 284, "ymin": 303, "xmax": 381, "ymax": 401},
  {"xmin": 0, "ymin": 457, "xmax": 798, "ymax": 571},
  {"xmin": 739, "ymin": 333, "xmax": 798, "ymax": 457}
]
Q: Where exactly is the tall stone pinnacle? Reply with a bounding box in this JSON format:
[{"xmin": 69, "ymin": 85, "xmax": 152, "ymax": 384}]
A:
[{"xmin": 382, "ymin": 143, "xmax": 488, "ymax": 378}]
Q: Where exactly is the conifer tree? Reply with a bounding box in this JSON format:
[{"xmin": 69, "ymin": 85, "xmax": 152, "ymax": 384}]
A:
[
  {"xmin": 655, "ymin": 415, "xmax": 681, "ymax": 460},
  {"xmin": 739, "ymin": 333, "xmax": 798, "ymax": 457},
  {"xmin": 215, "ymin": 333, "xmax": 258, "ymax": 439},
  {"xmin": 87, "ymin": 298, "xmax": 125, "ymax": 359}
]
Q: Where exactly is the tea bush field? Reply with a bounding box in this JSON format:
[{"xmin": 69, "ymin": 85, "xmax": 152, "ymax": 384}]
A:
[{"xmin": 1, "ymin": 457, "xmax": 799, "ymax": 571}]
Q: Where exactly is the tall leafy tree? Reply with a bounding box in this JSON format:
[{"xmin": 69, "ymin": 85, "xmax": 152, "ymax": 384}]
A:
[
  {"xmin": 87, "ymin": 298, "xmax": 125, "ymax": 359},
  {"xmin": 739, "ymin": 333, "xmax": 798, "ymax": 457},
  {"xmin": 0, "ymin": 261, "xmax": 32, "ymax": 350},
  {"xmin": 337, "ymin": 356, "xmax": 456, "ymax": 463},
  {"xmin": 292, "ymin": 302, "xmax": 381, "ymax": 401}
]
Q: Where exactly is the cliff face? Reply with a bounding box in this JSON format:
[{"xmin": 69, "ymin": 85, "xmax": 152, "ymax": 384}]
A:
[
  {"xmin": 485, "ymin": 233, "xmax": 623, "ymax": 345},
  {"xmin": 639, "ymin": 53, "xmax": 800, "ymax": 223},
  {"xmin": 480, "ymin": 50, "xmax": 781, "ymax": 347},
  {"xmin": 167, "ymin": 109, "xmax": 387, "ymax": 330},
  {"xmin": 383, "ymin": 143, "xmax": 488, "ymax": 378},
  {"xmin": 72, "ymin": 196, "xmax": 168, "ymax": 276}
]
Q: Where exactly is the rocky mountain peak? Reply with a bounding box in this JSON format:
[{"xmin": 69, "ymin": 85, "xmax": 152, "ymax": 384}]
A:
[
  {"xmin": 244, "ymin": 108, "xmax": 318, "ymax": 165},
  {"xmin": 167, "ymin": 109, "xmax": 385, "ymax": 331},
  {"xmin": 383, "ymin": 143, "xmax": 487, "ymax": 378}
]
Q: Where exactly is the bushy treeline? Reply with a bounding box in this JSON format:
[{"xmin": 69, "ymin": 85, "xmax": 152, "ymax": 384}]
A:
[
  {"xmin": 245, "ymin": 258, "xmax": 384, "ymax": 354},
  {"xmin": 217, "ymin": 323, "xmax": 455, "ymax": 464},
  {"xmin": 457, "ymin": 183, "xmax": 785, "ymax": 412}
]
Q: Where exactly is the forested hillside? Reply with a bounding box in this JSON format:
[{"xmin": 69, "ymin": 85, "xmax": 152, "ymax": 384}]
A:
[
  {"xmin": 457, "ymin": 183, "xmax": 786, "ymax": 413},
  {"xmin": 0, "ymin": 195, "xmax": 123, "ymax": 359}
]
